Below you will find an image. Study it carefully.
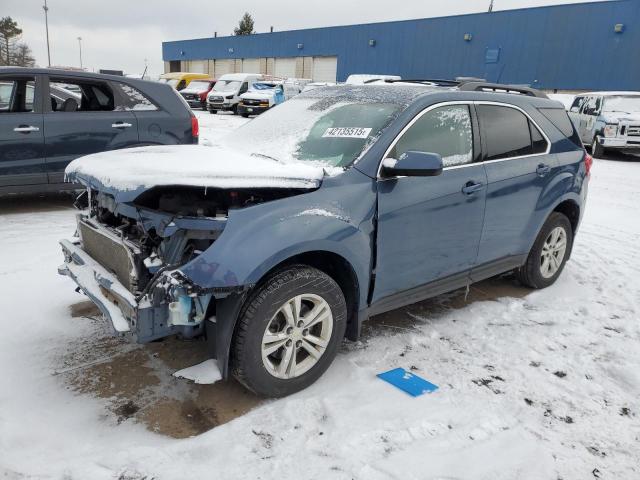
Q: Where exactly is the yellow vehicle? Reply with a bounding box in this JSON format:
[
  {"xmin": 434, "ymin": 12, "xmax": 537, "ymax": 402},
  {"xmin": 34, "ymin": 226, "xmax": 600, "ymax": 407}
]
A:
[{"xmin": 159, "ymin": 72, "xmax": 210, "ymax": 91}]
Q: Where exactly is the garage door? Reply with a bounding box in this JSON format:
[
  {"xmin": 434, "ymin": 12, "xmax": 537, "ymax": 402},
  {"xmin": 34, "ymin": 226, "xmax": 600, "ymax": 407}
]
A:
[
  {"xmin": 274, "ymin": 58, "xmax": 297, "ymax": 79},
  {"xmin": 242, "ymin": 58, "xmax": 260, "ymax": 74},
  {"xmin": 312, "ymin": 57, "xmax": 338, "ymax": 82},
  {"xmin": 189, "ymin": 60, "xmax": 207, "ymax": 74},
  {"xmin": 214, "ymin": 59, "xmax": 234, "ymax": 77}
]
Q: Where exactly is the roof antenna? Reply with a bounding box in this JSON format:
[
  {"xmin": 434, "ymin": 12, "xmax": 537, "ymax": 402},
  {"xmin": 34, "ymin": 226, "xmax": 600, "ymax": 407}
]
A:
[{"xmin": 488, "ymin": 0, "xmax": 494, "ymax": 12}]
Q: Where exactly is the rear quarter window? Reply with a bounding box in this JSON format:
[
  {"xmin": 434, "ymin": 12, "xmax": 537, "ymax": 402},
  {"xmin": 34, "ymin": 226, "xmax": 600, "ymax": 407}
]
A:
[
  {"xmin": 116, "ymin": 83, "xmax": 158, "ymax": 111},
  {"xmin": 538, "ymin": 107, "xmax": 582, "ymax": 147}
]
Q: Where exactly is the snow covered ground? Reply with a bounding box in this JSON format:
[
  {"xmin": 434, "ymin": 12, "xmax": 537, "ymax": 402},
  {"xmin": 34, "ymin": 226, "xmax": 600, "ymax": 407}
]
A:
[{"xmin": 1, "ymin": 110, "xmax": 639, "ymax": 479}]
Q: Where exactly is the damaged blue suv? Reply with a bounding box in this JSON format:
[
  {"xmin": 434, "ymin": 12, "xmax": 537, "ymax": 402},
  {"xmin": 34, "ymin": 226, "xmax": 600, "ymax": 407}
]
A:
[{"xmin": 59, "ymin": 81, "xmax": 591, "ymax": 397}]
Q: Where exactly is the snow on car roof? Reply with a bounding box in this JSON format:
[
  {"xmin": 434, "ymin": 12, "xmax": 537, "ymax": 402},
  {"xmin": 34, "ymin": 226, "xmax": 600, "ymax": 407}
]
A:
[{"xmin": 298, "ymin": 84, "xmax": 438, "ymax": 111}]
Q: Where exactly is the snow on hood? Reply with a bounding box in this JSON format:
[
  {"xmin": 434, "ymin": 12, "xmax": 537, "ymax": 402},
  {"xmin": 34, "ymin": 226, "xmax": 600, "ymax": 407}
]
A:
[
  {"xmin": 601, "ymin": 112, "xmax": 640, "ymax": 123},
  {"xmin": 242, "ymin": 91, "xmax": 273, "ymax": 101},
  {"xmin": 65, "ymin": 145, "xmax": 331, "ymax": 192}
]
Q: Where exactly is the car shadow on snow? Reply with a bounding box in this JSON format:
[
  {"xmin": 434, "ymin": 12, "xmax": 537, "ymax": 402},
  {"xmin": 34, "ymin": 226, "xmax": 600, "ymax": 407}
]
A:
[{"xmin": 58, "ymin": 274, "xmax": 529, "ymax": 439}]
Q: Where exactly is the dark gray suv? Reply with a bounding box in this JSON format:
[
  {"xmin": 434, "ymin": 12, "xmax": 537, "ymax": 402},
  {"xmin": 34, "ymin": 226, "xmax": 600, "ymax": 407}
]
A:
[{"xmin": 0, "ymin": 67, "xmax": 198, "ymax": 196}]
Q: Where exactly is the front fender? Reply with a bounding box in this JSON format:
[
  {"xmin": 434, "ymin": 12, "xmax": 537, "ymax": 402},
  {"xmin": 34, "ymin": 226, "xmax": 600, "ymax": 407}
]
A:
[{"xmin": 179, "ymin": 168, "xmax": 376, "ymax": 308}]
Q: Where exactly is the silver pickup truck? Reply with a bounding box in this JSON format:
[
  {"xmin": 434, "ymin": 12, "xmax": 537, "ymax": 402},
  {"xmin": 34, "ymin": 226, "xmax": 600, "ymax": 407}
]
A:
[{"xmin": 568, "ymin": 92, "xmax": 640, "ymax": 157}]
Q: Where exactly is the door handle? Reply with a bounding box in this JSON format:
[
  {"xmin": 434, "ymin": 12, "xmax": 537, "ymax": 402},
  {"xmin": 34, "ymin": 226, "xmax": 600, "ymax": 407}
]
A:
[
  {"xmin": 462, "ymin": 181, "xmax": 484, "ymax": 195},
  {"xmin": 112, "ymin": 122, "xmax": 133, "ymax": 129},
  {"xmin": 536, "ymin": 163, "xmax": 551, "ymax": 177},
  {"xmin": 13, "ymin": 125, "xmax": 40, "ymax": 133}
]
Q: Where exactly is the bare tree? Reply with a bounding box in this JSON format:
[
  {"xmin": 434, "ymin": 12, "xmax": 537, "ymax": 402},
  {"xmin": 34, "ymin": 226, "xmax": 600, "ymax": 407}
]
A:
[
  {"xmin": 0, "ymin": 16, "xmax": 23, "ymax": 66},
  {"xmin": 14, "ymin": 43, "xmax": 35, "ymax": 67}
]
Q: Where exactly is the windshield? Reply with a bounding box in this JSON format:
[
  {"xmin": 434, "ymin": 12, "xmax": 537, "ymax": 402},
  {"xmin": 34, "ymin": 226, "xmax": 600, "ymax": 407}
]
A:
[
  {"xmin": 187, "ymin": 81, "xmax": 210, "ymax": 90},
  {"xmin": 214, "ymin": 80, "xmax": 241, "ymax": 92},
  {"xmin": 222, "ymin": 91, "xmax": 404, "ymax": 168},
  {"xmin": 603, "ymin": 96, "xmax": 640, "ymax": 114},
  {"xmin": 161, "ymin": 78, "xmax": 179, "ymax": 88}
]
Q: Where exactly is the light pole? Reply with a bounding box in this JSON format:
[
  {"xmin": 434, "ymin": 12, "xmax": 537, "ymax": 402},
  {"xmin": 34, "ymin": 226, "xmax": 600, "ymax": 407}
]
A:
[
  {"xmin": 77, "ymin": 36, "xmax": 83, "ymax": 69},
  {"xmin": 43, "ymin": 0, "xmax": 51, "ymax": 66}
]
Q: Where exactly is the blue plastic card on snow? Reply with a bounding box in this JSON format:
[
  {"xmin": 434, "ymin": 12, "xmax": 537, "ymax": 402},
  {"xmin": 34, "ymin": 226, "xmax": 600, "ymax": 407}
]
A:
[{"xmin": 377, "ymin": 368, "xmax": 439, "ymax": 397}]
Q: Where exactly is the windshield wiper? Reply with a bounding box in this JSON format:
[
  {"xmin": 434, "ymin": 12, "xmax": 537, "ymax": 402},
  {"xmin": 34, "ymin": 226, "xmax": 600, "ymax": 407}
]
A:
[{"xmin": 251, "ymin": 152, "xmax": 285, "ymax": 164}]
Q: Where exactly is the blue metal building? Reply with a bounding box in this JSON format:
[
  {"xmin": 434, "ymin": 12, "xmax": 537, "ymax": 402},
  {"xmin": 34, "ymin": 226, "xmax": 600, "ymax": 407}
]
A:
[{"xmin": 162, "ymin": 0, "xmax": 639, "ymax": 90}]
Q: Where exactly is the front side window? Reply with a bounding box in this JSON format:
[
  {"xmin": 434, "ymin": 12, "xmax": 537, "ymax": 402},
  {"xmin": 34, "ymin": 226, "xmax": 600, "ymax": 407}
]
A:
[
  {"xmin": 477, "ymin": 105, "xmax": 547, "ymax": 160},
  {"xmin": 389, "ymin": 104, "xmax": 474, "ymax": 167},
  {"xmin": 0, "ymin": 77, "xmax": 36, "ymax": 113}
]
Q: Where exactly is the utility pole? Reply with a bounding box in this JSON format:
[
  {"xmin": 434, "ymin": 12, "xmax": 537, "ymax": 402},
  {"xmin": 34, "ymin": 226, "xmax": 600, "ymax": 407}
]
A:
[
  {"xmin": 77, "ymin": 36, "xmax": 83, "ymax": 69},
  {"xmin": 488, "ymin": 0, "xmax": 495, "ymax": 13},
  {"xmin": 43, "ymin": 0, "xmax": 51, "ymax": 66}
]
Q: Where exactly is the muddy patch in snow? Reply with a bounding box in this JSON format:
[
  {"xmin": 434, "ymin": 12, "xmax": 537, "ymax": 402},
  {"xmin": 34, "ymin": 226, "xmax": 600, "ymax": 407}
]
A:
[{"xmin": 58, "ymin": 302, "xmax": 263, "ymax": 438}]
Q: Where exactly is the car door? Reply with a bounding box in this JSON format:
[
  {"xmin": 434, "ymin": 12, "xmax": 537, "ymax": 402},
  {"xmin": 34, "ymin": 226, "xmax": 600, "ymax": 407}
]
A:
[
  {"xmin": 578, "ymin": 96, "xmax": 598, "ymax": 143},
  {"xmin": 43, "ymin": 76, "xmax": 139, "ymax": 184},
  {"xmin": 372, "ymin": 103, "xmax": 487, "ymax": 304},
  {"xmin": 474, "ymin": 102, "xmax": 555, "ymax": 274},
  {"xmin": 0, "ymin": 74, "xmax": 47, "ymax": 188}
]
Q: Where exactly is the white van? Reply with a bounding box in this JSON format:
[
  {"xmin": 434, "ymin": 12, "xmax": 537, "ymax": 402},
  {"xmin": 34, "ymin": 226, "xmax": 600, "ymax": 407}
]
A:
[{"xmin": 206, "ymin": 73, "xmax": 261, "ymax": 114}]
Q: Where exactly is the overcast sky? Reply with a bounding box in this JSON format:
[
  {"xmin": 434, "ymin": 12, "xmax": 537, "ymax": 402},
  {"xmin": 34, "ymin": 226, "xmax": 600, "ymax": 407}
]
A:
[{"xmin": 5, "ymin": 0, "xmax": 602, "ymax": 77}]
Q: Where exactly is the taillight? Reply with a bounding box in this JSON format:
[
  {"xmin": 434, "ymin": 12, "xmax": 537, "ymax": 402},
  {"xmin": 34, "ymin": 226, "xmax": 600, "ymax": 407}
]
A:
[
  {"xmin": 191, "ymin": 115, "xmax": 199, "ymax": 139},
  {"xmin": 584, "ymin": 151, "xmax": 593, "ymax": 176}
]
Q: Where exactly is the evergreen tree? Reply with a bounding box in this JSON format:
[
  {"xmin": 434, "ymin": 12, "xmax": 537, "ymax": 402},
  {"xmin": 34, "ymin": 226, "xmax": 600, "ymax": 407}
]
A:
[
  {"xmin": 234, "ymin": 12, "xmax": 255, "ymax": 36},
  {"xmin": 0, "ymin": 17, "xmax": 23, "ymax": 65}
]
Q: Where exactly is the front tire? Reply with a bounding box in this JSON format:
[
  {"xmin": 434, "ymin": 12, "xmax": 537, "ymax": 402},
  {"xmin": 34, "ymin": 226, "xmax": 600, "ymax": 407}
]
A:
[
  {"xmin": 232, "ymin": 265, "xmax": 347, "ymax": 397},
  {"xmin": 516, "ymin": 212, "xmax": 573, "ymax": 289},
  {"xmin": 592, "ymin": 136, "xmax": 606, "ymax": 157},
  {"xmin": 209, "ymin": 109, "xmax": 217, "ymax": 115}
]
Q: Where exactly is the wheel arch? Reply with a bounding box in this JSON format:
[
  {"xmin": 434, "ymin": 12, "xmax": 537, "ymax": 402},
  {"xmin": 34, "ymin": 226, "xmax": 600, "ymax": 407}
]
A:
[
  {"xmin": 553, "ymin": 199, "xmax": 580, "ymax": 237},
  {"xmin": 247, "ymin": 250, "xmax": 361, "ymax": 342}
]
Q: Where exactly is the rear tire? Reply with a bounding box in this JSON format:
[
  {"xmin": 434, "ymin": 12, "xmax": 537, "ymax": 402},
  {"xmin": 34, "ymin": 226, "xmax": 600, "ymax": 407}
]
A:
[
  {"xmin": 516, "ymin": 212, "xmax": 573, "ymax": 289},
  {"xmin": 232, "ymin": 265, "xmax": 347, "ymax": 397},
  {"xmin": 592, "ymin": 136, "xmax": 606, "ymax": 157}
]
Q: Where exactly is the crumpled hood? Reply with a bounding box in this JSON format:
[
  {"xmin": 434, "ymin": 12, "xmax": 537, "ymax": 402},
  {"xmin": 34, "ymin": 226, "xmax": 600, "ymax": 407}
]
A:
[
  {"xmin": 65, "ymin": 145, "xmax": 331, "ymax": 193},
  {"xmin": 601, "ymin": 112, "xmax": 640, "ymax": 124}
]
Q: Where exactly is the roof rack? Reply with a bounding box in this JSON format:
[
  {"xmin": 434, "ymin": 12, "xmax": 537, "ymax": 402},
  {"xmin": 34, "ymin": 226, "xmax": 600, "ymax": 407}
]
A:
[
  {"xmin": 382, "ymin": 78, "xmax": 460, "ymax": 87},
  {"xmin": 458, "ymin": 81, "xmax": 548, "ymax": 98},
  {"xmin": 373, "ymin": 77, "xmax": 548, "ymax": 98}
]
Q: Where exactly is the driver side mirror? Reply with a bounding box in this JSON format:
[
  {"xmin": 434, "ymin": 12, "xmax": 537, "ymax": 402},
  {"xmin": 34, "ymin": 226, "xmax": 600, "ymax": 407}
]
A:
[{"xmin": 381, "ymin": 151, "xmax": 443, "ymax": 178}]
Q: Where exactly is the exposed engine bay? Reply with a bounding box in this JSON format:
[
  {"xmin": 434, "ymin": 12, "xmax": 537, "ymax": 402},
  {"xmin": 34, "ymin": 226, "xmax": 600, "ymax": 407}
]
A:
[{"xmin": 60, "ymin": 185, "xmax": 310, "ymax": 343}]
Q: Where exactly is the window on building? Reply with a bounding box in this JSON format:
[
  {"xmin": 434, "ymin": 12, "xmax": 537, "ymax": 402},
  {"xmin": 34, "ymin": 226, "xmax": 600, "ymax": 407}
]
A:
[{"xmin": 389, "ymin": 104, "xmax": 474, "ymax": 167}]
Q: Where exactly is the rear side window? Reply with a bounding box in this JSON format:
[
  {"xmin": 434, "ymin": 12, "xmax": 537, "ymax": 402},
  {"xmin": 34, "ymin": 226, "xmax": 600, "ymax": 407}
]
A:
[
  {"xmin": 50, "ymin": 79, "xmax": 115, "ymax": 112},
  {"xmin": 477, "ymin": 105, "xmax": 547, "ymax": 160},
  {"xmin": 389, "ymin": 104, "xmax": 474, "ymax": 167},
  {"xmin": 539, "ymin": 107, "xmax": 582, "ymax": 147},
  {"xmin": 116, "ymin": 83, "xmax": 157, "ymax": 111}
]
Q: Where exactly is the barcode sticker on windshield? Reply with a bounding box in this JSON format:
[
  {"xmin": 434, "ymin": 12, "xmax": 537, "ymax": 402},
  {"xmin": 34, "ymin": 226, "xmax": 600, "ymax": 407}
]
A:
[{"xmin": 322, "ymin": 127, "xmax": 372, "ymax": 139}]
